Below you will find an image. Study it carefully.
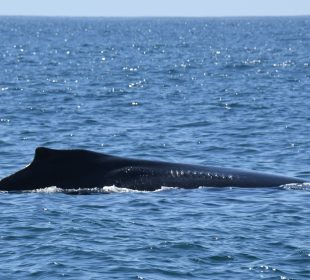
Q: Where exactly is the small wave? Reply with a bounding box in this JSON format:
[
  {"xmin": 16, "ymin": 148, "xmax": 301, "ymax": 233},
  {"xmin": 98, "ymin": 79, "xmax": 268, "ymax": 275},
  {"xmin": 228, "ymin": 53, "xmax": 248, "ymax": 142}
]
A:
[
  {"xmin": 30, "ymin": 186, "xmax": 64, "ymax": 193},
  {"xmin": 281, "ymin": 183, "xmax": 310, "ymax": 191},
  {"xmin": 27, "ymin": 185, "xmax": 177, "ymax": 194},
  {"xmin": 5, "ymin": 184, "xmax": 309, "ymax": 194}
]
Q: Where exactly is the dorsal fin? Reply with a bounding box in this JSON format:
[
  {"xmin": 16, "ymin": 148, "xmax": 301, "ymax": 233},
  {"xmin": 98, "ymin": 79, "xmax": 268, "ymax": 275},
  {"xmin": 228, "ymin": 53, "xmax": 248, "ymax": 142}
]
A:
[{"xmin": 33, "ymin": 147, "xmax": 55, "ymax": 162}]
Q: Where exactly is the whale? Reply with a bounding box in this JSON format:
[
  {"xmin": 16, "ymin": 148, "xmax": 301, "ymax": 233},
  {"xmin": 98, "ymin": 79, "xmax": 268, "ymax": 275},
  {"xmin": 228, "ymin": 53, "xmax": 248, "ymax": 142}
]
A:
[{"xmin": 0, "ymin": 147, "xmax": 305, "ymax": 192}]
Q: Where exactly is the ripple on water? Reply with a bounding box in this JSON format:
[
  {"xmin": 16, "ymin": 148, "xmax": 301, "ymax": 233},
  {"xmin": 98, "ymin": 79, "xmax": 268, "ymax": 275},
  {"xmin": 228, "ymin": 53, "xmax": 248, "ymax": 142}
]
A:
[{"xmin": 0, "ymin": 16, "xmax": 310, "ymax": 279}]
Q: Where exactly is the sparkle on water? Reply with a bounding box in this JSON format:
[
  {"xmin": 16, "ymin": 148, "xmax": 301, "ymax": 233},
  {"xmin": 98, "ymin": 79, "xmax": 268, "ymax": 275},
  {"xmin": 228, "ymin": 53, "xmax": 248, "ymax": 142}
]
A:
[{"xmin": 0, "ymin": 16, "xmax": 310, "ymax": 279}]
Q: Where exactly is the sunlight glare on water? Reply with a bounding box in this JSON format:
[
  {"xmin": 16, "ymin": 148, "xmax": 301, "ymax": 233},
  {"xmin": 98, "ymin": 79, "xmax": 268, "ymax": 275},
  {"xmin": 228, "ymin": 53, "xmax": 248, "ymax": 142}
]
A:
[{"xmin": 0, "ymin": 16, "xmax": 310, "ymax": 279}]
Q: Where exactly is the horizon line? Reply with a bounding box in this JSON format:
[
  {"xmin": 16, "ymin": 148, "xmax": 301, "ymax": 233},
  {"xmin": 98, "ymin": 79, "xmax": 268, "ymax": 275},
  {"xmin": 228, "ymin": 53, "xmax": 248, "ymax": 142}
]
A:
[{"xmin": 0, "ymin": 14, "xmax": 310, "ymax": 19}]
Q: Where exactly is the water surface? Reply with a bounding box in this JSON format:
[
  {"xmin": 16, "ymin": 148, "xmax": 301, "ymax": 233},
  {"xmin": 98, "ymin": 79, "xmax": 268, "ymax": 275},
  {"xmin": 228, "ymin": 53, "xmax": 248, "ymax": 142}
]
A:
[{"xmin": 0, "ymin": 16, "xmax": 310, "ymax": 279}]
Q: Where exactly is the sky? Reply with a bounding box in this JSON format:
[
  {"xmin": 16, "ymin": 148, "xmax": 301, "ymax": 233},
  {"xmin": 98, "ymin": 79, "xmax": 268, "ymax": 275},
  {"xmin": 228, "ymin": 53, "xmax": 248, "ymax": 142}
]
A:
[{"xmin": 0, "ymin": 0, "xmax": 310, "ymax": 17}]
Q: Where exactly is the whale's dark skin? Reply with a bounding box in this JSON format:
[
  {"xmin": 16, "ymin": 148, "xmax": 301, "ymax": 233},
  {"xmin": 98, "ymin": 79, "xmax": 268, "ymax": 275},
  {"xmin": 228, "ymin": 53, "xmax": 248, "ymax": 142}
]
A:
[{"xmin": 0, "ymin": 147, "xmax": 305, "ymax": 192}]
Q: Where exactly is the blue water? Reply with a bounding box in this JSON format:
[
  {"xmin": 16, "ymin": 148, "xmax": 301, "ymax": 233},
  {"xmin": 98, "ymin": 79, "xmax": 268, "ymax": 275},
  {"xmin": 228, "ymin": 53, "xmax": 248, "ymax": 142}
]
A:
[{"xmin": 0, "ymin": 16, "xmax": 310, "ymax": 279}]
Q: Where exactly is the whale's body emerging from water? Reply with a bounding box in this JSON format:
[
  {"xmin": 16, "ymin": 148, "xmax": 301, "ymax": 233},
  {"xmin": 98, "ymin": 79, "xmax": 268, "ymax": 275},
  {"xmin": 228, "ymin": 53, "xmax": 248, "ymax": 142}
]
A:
[{"xmin": 0, "ymin": 147, "xmax": 305, "ymax": 192}]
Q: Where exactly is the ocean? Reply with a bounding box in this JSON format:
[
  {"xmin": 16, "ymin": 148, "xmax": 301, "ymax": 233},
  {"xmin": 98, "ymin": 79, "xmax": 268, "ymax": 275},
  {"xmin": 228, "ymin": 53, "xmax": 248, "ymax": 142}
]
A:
[{"xmin": 0, "ymin": 16, "xmax": 309, "ymax": 279}]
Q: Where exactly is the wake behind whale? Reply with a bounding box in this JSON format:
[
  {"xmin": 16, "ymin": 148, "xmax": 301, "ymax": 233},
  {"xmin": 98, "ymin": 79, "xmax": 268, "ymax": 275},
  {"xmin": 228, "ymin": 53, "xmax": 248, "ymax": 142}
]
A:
[{"xmin": 0, "ymin": 147, "xmax": 306, "ymax": 192}]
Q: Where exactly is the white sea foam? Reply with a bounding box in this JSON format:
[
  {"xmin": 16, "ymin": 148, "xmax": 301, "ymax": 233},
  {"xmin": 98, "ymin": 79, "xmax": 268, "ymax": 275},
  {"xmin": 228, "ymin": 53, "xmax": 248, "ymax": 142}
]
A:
[
  {"xmin": 281, "ymin": 183, "xmax": 310, "ymax": 191},
  {"xmin": 9, "ymin": 183, "xmax": 310, "ymax": 194},
  {"xmin": 28, "ymin": 185, "xmax": 176, "ymax": 194},
  {"xmin": 30, "ymin": 186, "xmax": 63, "ymax": 193}
]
